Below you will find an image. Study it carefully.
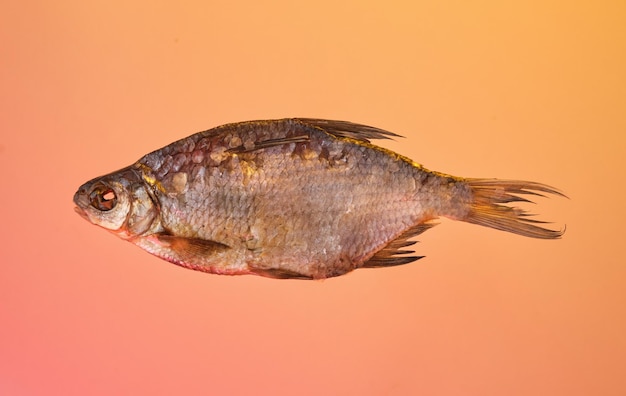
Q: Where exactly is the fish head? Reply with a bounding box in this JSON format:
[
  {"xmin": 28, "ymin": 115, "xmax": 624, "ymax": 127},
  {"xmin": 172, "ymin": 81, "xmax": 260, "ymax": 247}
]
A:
[{"xmin": 73, "ymin": 166, "xmax": 160, "ymax": 239}]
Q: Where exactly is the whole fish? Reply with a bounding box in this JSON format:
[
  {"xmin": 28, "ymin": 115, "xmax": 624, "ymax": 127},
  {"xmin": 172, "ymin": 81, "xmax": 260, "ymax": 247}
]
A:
[{"xmin": 73, "ymin": 118, "xmax": 565, "ymax": 279}]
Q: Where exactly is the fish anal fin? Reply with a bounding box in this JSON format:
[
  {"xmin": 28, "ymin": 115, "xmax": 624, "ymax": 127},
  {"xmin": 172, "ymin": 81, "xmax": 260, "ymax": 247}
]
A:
[
  {"xmin": 362, "ymin": 221, "xmax": 437, "ymax": 268},
  {"xmin": 295, "ymin": 118, "xmax": 403, "ymax": 143},
  {"xmin": 363, "ymin": 255, "xmax": 425, "ymax": 268}
]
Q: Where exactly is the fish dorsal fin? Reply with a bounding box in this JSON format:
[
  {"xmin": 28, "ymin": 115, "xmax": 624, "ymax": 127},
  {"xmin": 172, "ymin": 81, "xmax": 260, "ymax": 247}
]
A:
[
  {"xmin": 296, "ymin": 118, "xmax": 403, "ymax": 143},
  {"xmin": 362, "ymin": 221, "xmax": 438, "ymax": 268},
  {"xmin": 226, "ymin": 119, "xmax": 401, "ymax": 154},
  {"xmin": 227, "ymin": 135, "xmax": 311, "ymax": 154}
]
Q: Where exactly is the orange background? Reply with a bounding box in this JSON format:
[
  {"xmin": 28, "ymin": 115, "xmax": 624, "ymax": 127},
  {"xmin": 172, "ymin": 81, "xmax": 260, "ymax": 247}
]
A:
[{"xmin": 1, "ymin": 1, "xmax": 624, "ymax": 395}]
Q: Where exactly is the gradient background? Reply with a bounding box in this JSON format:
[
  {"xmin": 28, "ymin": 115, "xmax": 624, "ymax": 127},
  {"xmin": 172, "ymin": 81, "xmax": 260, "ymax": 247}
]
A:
[{"xmin": 2, "ymin": 1, "xmax": 624, "ymax": 395}]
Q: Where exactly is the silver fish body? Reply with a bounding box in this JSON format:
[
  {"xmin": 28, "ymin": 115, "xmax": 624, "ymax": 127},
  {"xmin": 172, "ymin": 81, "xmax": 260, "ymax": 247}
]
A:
[{"xmin": 74, "ymin": 118, "xmax": 564, "ymax": 279}]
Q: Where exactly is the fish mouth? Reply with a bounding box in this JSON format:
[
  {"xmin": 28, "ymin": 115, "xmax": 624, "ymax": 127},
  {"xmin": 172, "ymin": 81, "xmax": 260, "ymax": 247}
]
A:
[
  {"xmin": 74, "ymin": 205, "xmax": 90, "ymax": 221},
  {"xmin": 73, "ymin": 188, "xmax": 90, "ymax": 221}
]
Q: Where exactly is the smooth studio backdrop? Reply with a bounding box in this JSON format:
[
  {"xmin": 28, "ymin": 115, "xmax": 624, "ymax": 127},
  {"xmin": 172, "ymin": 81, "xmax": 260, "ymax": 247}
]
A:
[{"xmin": 1, "ymin": 1, "xmax": 624, "ymax": 395}]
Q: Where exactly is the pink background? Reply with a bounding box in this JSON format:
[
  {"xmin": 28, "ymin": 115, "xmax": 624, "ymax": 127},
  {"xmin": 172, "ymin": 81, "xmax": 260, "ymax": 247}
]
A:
[{"xmin": 2, "ymin": 1, "xmax": 624, "ymax": 395}]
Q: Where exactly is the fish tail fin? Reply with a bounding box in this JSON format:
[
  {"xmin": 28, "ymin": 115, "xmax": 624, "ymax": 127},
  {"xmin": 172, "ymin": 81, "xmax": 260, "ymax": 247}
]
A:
[{"xmin": 461, "ymin": 179, "xmax": 566, "ymax": 239}]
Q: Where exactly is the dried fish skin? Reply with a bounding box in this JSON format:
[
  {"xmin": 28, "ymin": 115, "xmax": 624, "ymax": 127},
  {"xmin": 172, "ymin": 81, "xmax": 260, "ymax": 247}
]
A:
[{"xmin": 74, "ymin": 118, "xmax": 565, "ymax": 279}]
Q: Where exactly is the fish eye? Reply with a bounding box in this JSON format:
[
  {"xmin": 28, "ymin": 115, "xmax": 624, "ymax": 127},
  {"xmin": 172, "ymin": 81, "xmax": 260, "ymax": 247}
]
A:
[{"xmin": 89, "ymin": 186, "xmax": 118, "ymax": 211}]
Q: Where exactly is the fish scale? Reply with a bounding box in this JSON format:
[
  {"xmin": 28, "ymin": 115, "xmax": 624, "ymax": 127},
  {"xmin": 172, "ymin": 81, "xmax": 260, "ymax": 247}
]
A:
[
  {"xmin": 157, "ymin": 124, "xmax": 429, "ymax": 277},
  {"xmin": 74, "ymin": 118, "xmax": 565, "ymax": 279}
]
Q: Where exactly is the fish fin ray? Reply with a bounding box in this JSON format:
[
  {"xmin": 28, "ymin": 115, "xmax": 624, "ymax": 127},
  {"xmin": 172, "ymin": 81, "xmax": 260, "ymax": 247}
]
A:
[
  {"xmin": 361, "ymin": 221, "xmax": 437, "ymax": 268},
  {"xmin": 295, "ymin": 118, "xmax": 403, "ymax": 143},
  {"xmin": 154, "ymin": 233, "xmax": 230, "ymax": 263},
  {"xmin": 227, "ymin": 135, "xmax": 310, "ymax": 154},
  {"xmin": 462, "ymin": 179, "xmax": 567, "ymax": 239},
  {"xmin": 248, "ymin": 267, "xmax": 313, "ymax": 280},
  {"xmin": 363, "ymin": 256, "xmax": 425, "ymax": 268}
]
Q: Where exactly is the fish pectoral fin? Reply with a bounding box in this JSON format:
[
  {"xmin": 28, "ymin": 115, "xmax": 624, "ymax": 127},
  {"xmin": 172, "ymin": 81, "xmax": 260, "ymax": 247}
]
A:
[
  {"xmin": 362, "ymin": 221, "xmax": 438, "ymax": 268},
  {"xmin": 296, "ymin": 118, "xmax": 403, "ymax": 143},
  {"xmin": 155, "ymin": 233, "xmax": 230, "ymax": 263},
  {"xmin": 227, "ymin": 135, "xmax": 310, "ymax": 154}
]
